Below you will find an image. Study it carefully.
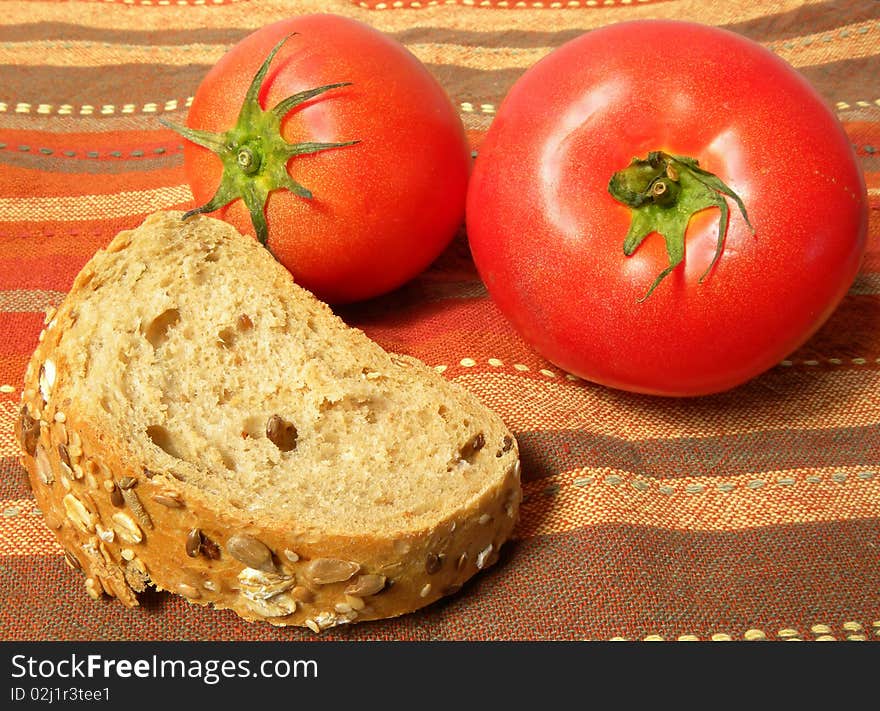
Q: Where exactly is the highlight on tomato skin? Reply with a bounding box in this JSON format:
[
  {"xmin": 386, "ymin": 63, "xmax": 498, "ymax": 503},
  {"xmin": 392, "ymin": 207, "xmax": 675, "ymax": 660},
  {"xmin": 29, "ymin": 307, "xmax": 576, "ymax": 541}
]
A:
[
  {"xmin": 466, "ymin": 20, "xmax": 868, "ymax": 397},
  {"xmin": 171, "ymin": 13, "xmax": 471, "ymax": 305}
]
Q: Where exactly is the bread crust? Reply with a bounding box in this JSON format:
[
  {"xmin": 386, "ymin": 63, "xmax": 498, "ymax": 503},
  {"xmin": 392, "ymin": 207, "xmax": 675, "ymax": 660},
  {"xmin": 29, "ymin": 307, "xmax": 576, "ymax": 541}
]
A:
[{"xmin": 15, "ymin": 212, "xmax": 521, "ymax": 630}]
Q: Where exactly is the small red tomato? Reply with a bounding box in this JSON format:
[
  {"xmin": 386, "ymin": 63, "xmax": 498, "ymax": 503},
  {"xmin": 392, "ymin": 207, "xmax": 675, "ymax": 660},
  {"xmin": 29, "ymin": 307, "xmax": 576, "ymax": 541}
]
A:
[
  {"xmin": 168, "ymin": 14, "xmax": 470, "ymax": 304},
  {"xmin": 466, "ymin": 20, "xmax": 868, "ymax": 396}
]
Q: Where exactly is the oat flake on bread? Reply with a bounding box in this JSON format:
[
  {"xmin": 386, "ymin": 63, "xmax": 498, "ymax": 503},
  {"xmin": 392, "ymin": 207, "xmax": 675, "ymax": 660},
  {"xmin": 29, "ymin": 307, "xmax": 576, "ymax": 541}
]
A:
[{"xmin": 15, "ymin": 211, "xmax": 521, "ymax": 630}]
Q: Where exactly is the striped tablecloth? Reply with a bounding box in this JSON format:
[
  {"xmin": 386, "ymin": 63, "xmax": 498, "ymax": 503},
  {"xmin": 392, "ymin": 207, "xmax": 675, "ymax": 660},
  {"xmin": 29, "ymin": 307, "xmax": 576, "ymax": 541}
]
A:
[{"xmin": 1, "ymin": 0, "xmax": 878, "ymax": 642}]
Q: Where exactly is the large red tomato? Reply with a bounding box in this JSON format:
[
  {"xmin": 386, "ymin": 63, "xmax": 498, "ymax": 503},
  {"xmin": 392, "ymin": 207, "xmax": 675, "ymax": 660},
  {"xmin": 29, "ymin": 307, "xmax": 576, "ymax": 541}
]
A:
[
  {"xmin": 172, "ymin": 14, "xmax": 470, "ymax": 304},
  {"xmin": 467, "ymin": 20, "xmax": 867, "ymax": 396}
]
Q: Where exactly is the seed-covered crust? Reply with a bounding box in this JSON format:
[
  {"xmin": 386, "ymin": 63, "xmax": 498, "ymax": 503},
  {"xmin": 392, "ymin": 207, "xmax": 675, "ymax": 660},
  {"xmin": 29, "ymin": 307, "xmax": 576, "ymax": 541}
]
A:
[{"xmin": 15, "ymin": 211, "xmax": 521, "ymax": 630}]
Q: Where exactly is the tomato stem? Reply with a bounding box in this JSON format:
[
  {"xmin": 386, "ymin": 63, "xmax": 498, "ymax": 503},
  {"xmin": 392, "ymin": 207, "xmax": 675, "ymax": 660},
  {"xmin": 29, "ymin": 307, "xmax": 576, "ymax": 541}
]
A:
[
  {"xmin": 160, "ymin": 34, "xmax": 359, "ymax": 247},
  {"xmin": 236, "ymin": 147, "xmax": 261, "ymax": 175},
  {"xmin": 608, "ymin": 151, "xmax": 753, "ymax": 301}
]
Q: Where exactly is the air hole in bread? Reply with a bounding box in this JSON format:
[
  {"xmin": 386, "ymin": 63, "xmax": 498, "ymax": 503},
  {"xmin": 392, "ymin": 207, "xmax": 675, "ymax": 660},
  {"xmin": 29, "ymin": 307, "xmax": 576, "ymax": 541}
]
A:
[
  {"xmin": 190, "ymin": 266, "xmax": 207, "ymax": 286},
  {"xmin": 460, "ymin": 432, "xmax": 486, "ymax": 464},
  {"xmin": 242, "ymin": 415, "xmax": 267, "ymax": 439},
  {"xmin": 218, "ymin": 448, "xmax": 237, "ymax": 471},
  {"xmin": 146, "ymin": 424, "xmax": 183, "ymax": 459},
  {"xmin": 217, "ymin": 327, "xmax": 236, "ymax": 348},
  {"xmin": 143, "ymin": 308, "xmax": 180, "ymax": 348}
]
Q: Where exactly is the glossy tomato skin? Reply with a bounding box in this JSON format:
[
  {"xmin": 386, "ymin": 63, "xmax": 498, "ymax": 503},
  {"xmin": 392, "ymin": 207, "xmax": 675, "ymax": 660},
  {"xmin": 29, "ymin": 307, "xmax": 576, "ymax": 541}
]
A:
[
  {"xmin": 184, "ymin": 14, "xmax": 470, "ymax": 304},
  {"xmin": 467, "ymin": 20, "xmax": 867, "ymax": 396}
]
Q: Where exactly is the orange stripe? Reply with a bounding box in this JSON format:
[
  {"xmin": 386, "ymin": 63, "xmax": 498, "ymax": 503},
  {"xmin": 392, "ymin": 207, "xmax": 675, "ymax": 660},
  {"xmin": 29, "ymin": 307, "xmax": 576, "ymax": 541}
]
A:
[
  {"xmin": 0, "ymin": 161, "xmax": 186, "ymax": 199},
  {"xmin": 0, "ymin": 185, "xmax": 191, "ymax": 221},
  {"xmin": 515, "ymin": 466, "xmax": 880, "ymax": 538},
  {"xmin": 454, "ymin": 368, "xmax": 880, "ymax": 439},
  {"xmin": 0, "ymin": 498, "xmax": 62, "ymax": 556},
  {"xmin": 0, "ymin": 354, "xmax": 30, "ymax": 387}
]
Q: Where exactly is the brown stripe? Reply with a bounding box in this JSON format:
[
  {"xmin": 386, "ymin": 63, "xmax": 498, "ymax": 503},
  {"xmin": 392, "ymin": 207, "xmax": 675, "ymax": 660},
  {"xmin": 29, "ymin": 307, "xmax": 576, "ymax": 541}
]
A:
[
  {"xmin": 515, "ymin": 424, "xmax": 880, "ymax": 482},
  {"xmin": 0, "ymin": 149, "xmax": 182, "ymax": 175},
  {"xmin": 489, "ymin": 519, "xmax": 880, "ymax": 640},
  {"xmin": 851, "ymin": 274, "xmax": 880, "ymax": 295},
  {"xmin": 0, "ymin": 22, "xmax": 247, "ymax": 45},
  {"xmin": 0, "ymin": 457, "xmax": 30, "ymax": 502},
  {"xmin": 723, "ymin": 0, "xmax": 880, "ymax": 42},
  {"xmin": 0, "ymin": 64, "xmax": 202, "ymax": 110},
  {"xmin": 425, "ymin": 64, "xmax": 522, "ymax": 107},
  {"xmin": 797, "ymin": 55, "xmax": 880, "ymax": 106},
  {"xmin": 395, "ymin": 26, "xmax": 589, "ymax": 49},
  {"xmin": 2, "ymin": 518, "xmax": 878, "ymax": 640},
  {"xmin": 391, "ymin": 2, "xmax": 880, "ymax": 48}
]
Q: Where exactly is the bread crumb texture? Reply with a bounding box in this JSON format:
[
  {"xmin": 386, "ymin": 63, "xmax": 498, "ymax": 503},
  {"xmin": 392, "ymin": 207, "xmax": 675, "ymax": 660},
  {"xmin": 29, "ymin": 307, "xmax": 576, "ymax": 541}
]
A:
[{"xmin": 17, "ymin": 212, "xmax": 521, "ymax": 629}]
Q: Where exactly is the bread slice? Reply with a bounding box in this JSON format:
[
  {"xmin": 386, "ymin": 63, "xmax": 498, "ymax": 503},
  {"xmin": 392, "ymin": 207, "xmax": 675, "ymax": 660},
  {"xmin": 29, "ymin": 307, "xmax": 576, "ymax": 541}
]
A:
[{"xmin": 15, "ymin": 211, "xmax": 521, "ymax": 630}]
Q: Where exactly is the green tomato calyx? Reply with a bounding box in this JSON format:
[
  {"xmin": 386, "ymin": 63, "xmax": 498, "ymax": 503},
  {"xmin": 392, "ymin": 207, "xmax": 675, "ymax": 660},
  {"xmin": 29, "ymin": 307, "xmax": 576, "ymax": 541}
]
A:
[
  {"xmin": 608, "ymin": 151, "xmax": 753, "ymax": 302},
  {"xmin": 161, "ymin": 34, "xmax": 359, "ymax": 246}
]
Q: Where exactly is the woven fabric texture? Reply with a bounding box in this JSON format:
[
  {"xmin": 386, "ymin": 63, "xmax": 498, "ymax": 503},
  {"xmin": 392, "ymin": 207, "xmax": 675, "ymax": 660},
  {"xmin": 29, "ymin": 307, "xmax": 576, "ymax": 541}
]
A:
[{"xmin": 1, "ymin": 0, "xmax": 878, "ymax": 642}]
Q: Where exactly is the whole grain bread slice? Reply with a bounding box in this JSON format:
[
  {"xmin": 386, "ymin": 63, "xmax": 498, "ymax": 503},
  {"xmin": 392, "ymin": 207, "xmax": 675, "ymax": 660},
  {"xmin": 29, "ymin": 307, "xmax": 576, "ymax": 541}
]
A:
[{"xmin": 15, "ymin": 211, "xmax": 521, "ymax": 629}]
